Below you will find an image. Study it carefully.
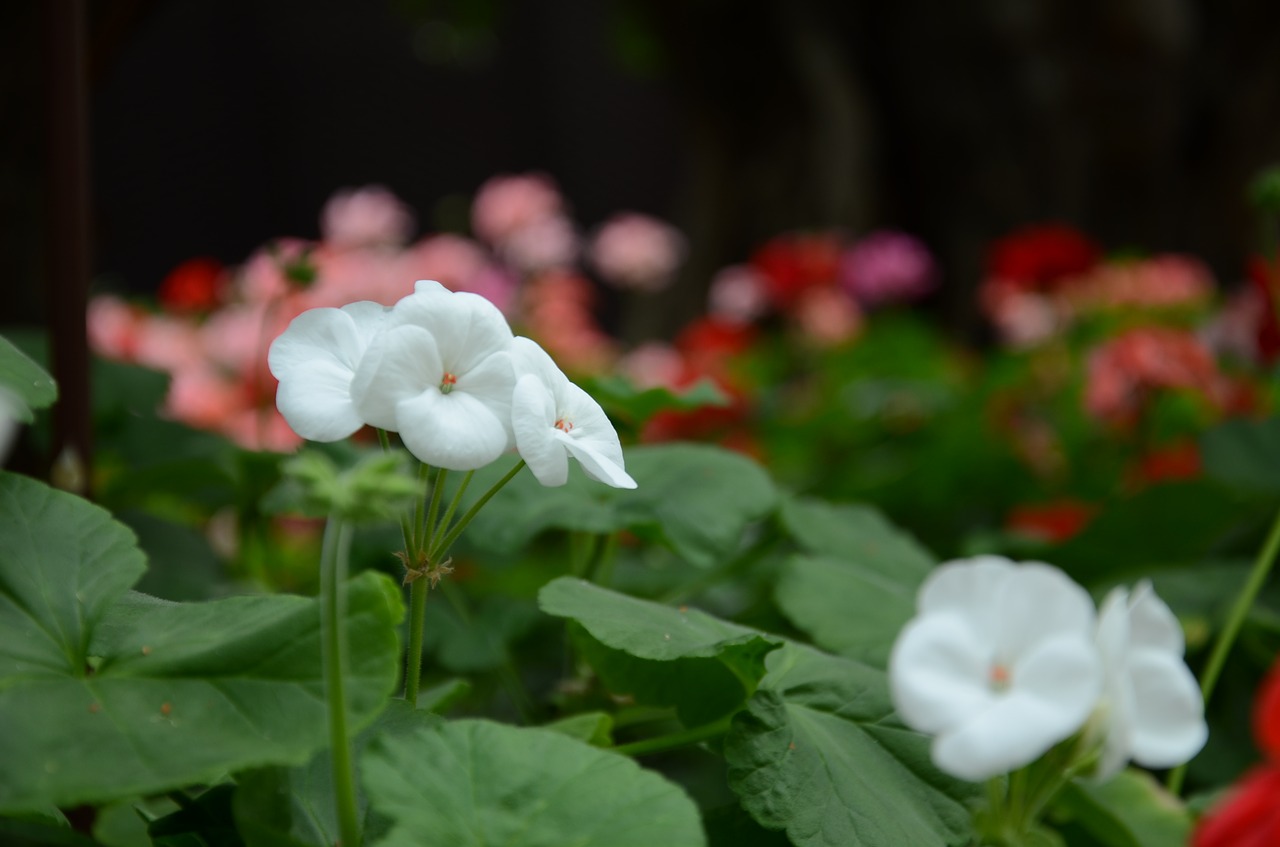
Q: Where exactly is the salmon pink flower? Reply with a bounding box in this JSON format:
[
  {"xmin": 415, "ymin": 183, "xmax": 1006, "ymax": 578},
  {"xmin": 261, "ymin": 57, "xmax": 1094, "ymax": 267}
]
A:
[
  {"xmin": 588, "ymin": 213, "xmax": 686, "ymax": 293},
  {"xmin": 509, "ymin": 337, "xmax": 635, "ymax": 489},
  {"xmin": 889, "ymin": 556, "xmax": 1103, "ymax": 781},
  {"xmin": 321, "ymin": 185, "xmax": 415, "ymax": 250}
]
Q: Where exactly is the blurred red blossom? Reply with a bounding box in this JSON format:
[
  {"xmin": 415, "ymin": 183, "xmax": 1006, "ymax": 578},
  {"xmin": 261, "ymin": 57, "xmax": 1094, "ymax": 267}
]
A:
[
  {"xmin": 158, "ymin": 257, "xmax": 227, "ymax": 313},
  {"xmin": 750, "ymin": 231, "xmax": 841, "ymax": 309},
  {"xmin": 985, "ymin": 223, "xmax": 1100, "ymax": 289},
  {"xmin": 1195, "ymin": 659, "xmax": 1280, "ymax": 847},
  {"xmin": 1247, "ymin": 256, "xmax": 1280, "ymax": 364},
  {"xmin": 1005, "ymin": 499, "xmax": 1097, "ymax": 543},
  {"xmin": 1083, "ymin": 327, "xmax": 1224, "ymax": 427}
]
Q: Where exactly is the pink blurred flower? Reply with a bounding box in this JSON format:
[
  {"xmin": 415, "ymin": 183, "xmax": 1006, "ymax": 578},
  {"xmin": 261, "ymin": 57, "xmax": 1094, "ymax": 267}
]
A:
[
  {"xmin": 1062, "ymin": 255, "xmax": 1214, "ymax": 312},
  {"xmin": 839, "ymin": 230, "xmax": 937, "ymax": 306},
  {"xmin": 1084, "ymin": 327, "xmax": 1222, "ymax": 426},
  {"xmin": 793, "ymin": 287, "xmax": 863, "ymax": 346},
  {"xmin": 321, "ymin": 185, "xmax": 415, "ymax": 250},
  {"xmin": 982, "ymin": 281, "xmax": 1061, "ymax": 348},
  {"xmin": 400, "ymin": 234, "xmax": 488, "ymax": 292},
  {"xmin": 618, "ymin": 342, "xmax": 685, "ymax": 390},
  {"xmin": 238, "ymin": 239, "xmax": 314, "ymax": 304},
  {"xmin": 132, "ymin": 315, "xmax": 205, "ymax": 373},
  {"xmin": 471, "ymin": 173, "xmax": 564, "ymax": 245},
  {"xmin": 707, "ymin": 264, "xmax": 771, "ymax": 325},
  {"xmin": 499, "ymin": 214, "xmax": 580, "ymax": 273},
  {"xmin": 588, "ymin": 213, "xmax": 686, "ymax": 292},
  {"xmin": 87, "ymin": 295, "xmax": 144, "ymax": 360},
  {"xmin": 221, "ymin": 406, "xmax": 304, "ymax": 453},
  {"xmin": 163, "ymin": 366, "xmax": 248, "ymax": 429}
]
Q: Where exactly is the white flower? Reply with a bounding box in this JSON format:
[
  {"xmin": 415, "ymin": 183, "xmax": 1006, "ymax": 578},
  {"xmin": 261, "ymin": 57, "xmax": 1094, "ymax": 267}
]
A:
[
  {"xmin": 889, "ymin": 556, "xmax": 1104, "ymax": 781},
  {"xmin": 268, "ymin": 301, "xmax": 391, "ymax": 441},
  {"xmin": 351, "ymin": 280, "xmax": 516, "ymax": 470},
  {"xmin": 509, "ymin": 337, "xmax": 636, "ymax": 489},
  {"xmin": 1092, "ymin": 582, "xmax": 1207, "ymax": 779}
]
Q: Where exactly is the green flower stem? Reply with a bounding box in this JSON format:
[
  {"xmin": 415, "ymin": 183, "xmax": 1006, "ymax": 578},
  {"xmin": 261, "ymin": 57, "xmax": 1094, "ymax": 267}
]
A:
[
  {"xmin": 424, "ymin": 468, "xmax": 447, "ymax": 551},
  {"xmin": 404, "ymin": 577, "xmax": 429, "ymax": 707},
  {"xmin": 429, "ymin": 460, "xmax": 526, "ymax": 562},
  {"xmin": 1168, "ymin": 501, "xmax": 1280, "ymax": 794},
  {"xmin": 434, "ymin": 470, "xmax": 473, "ymax": 544},
  {"xmin": 611, "ymin": 714, "xmax": 734, "ymax": 758},
  {"xmin": 376, "ymin": 429, "xmax": 414, "ymax": 554},
  {"xmin": 412, "ymin": 462, "xmax": 432, "ymax": 554},
  {"xmin": 588, "ymin": 532, "xmax": 620, "ymax": 587},
  {"xmin": 320, "ymin": 515, "xmax": 361, "ymax": 847}
]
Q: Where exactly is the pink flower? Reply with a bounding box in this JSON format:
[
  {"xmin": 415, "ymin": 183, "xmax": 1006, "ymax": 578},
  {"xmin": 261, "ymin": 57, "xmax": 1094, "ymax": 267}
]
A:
[
  {"xmin": 588, "ymin": 213, "xmax": 686, "ymax": 292},
  {"xmin": 87, "ymin": 295, "xmax": 144, "ymax": 360},
  {"xmin": 1061, "ymin": 255, "xmax": 1214, "ymax": 312},
  {"xmin": 221, "ymin": 407, "xmax": 304, "ymax": 453},
  {"xmin": 238, "ymin": 239, "xmax": 314, "ymax": 304},
  {"xmin": 982, "ymin": 281, "xmax": 1061, "ymax": 348},
  {"xmin": 499, "ymin": 214, "xmax": 580, "ymax": 273},
  {"xmin": 132, "ymin": 315, "xmax": 205, "ymax": 373},
  {"xmin": 320, "ymin": 185, "xmax": 415, "ymax": 250},
  {"xmin": 163, "ymin": 366, "xmax": 249, "ymax": 429},
  {"xmin": 707, "ymin": 264, "xmax": 771, "ymax": 325},
  {"xmin": 399, "ymin": 234, "xmax": 488, "ymax": 292},
  {"xmin": 471, "ymin": 173, "xmax": 564, "ymax": 245},
  {"xmin": 1083, "ymin": 327, "xmax": 1222, "ymax": 426},
  {"xmin": 618, "ymin": 342, "xmax": 685, "ymax": 390},
  {"xmin": 793, "ymin": 287, "xmax": 863, "ymax": 346},
  {"xmin": 839, "ymin": 230, "xmax": 937, "ymax": 306}
]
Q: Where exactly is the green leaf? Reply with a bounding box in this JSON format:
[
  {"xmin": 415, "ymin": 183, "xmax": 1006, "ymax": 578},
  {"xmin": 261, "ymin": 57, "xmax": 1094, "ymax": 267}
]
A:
[
  {"xmin": 775, "ymin": 553, "xmax": 920, "ymax": 667},
  {"xmin": 422, "ymin": 594, "xmax": 541, "ymax": 673},
  {"xmin": 775, "ymin": 500, "xmax": 935, "ymax": 667},
  {"xmin": 0, "ymin": 472, "xmax": 404, "ymax": 812},
  {"xmin": 544, "ymin": 711, "xmax": 615, "ymax": 747},
  {"xmin": 779, "ymin": 497, "xmax": 935, "ymax": 572},
  {"xmin": 465, "ymin": 444, "xmax": 778, "ymax": 567},
  {"xmin": 584, "ymin": 375, "xmax": 729, "ymax": 426},
  {"xmin": 0, "ymin": 334, "xmax": 57, "ymax": 423},
  {"xmin": 362, "ymin": 719, "xmax": 708, "ymax": 847},
  {"xmin": 1054, "ymin": 770, "xmax": 1191, "ymax": 847},
  {"xmin": 119, "ymin": 511, "xmax": 224, "ymax": 602},
  {"xmin": 725, "ymin": 643, "xmax": 979, "ymax": 847},
  {"xmin": 233, "ymin": 701, "xmax": 441, "ymax": 847},
  {"xmin": 540, "ymin": 577, "xmax": 782, "ymax": 724},
  {"xmin": 1201, "ymin": 416, "xmax": 1280, "ymax": 493}
]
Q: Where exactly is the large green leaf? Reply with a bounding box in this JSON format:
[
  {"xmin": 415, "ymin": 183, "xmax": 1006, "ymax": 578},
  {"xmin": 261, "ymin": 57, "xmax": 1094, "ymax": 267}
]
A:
[
  {"xmin": 775, "ymin": 500, "xmax": 934, "ymax": 666},
  {"xmin": 362, "ymin": 719, "xmax": 708, "ymax": 847},
  {"xmin": 540, "ymin": 577, "xmax": 781, "ymax": 723},
  {"xmin": 779, "ymin": 497, "xmax": 935, "ymax": 572},
  {"xmin": 725, "ymin": 643, "xmax": 979, "ymax": 847},
  {"xmin": 1201, "ymin": 416, "xmax": 1280, "ymax": 493},
  {"xmin": 465, "ymin": 444, "xmax": 778, "ymax": 567},
  {"xmin": 234, "ymin": 701, "xmax": 441, "ymax": 847},
  {"xmin": 0, "ymin": 472, "xmax": 404, "ymax": 812},
  {"xmin": 1054, "ymin": 770, "xmax": 1191, "ymax": 847},
  {"xmin": 0, "ymin": 334, "xmax": 57, "ymax": 423}
]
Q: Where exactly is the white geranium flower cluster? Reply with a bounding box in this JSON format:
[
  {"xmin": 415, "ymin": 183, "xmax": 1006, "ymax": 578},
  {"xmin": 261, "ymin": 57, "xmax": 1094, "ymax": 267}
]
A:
[
  {"xmin": 267, "ymin": 280, "xmax": 636, "ymax": 489},
  {"xmin": 889, "ymin": 555, "xmax": 1206, "ymax": 782}
]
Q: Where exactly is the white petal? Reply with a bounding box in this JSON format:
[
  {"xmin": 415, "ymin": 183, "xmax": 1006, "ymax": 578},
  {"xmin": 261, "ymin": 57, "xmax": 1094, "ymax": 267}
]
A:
[
  {"xmin": 932, "ymin": 689, "xmax": 1085, "ymax": 781},
  {"xmin": 456, "ymin": 351, "xmax": 515, "ymax": 442},
  {"xmin": 559, "ymin": 434, "xmax": 637, "ymax": 488},
  {"xmin": 917, "ymin": 556, "xmax": 1016, "ymax": 627},
  {"xmin": 509, "ymin": 336, "xmax": 568, "ymax": 396},
  {"xmin": 414, "ymin": 279, "xmax": 448, "ymax": 295},
  {"xmin": 274, "ymin": 358, "xmax": 365, "ymax": 441},
  {"xmin": 1127, "ymin": 582, "xmax": 1184, "ymax": 655},
  {"xmin": 889, "ymin": 613, "xmax": 996, "ymax": 735},
  {"xmin": 391, "ymin": 288, "xmax": 513, "ymax": 374},
  {"xmin": 268, "ymin": 306, "xmax": 362, "ymax": 378},
  {"xmin": 395, "ymin": 389, "xmax": 509, "ymax": 470},
  {"xmin": 512, "ymin": 375, "xmax": 569, "ymax": 486},
  {"xmin": 340, "ymin": 300, "xmax": 393, "ymax": 348},
  {"xmin": 351, "ymin": 325, "xmax": 443, "ymax": 431},
  {"xmin": 1012, "ymin": 634, "xmax": 1104, "ymax": 731},
  {"xmin": 1127, "ymin": 650, "xmax": 1207, "ymax": 768},
  {"xmin": 993, "ymin": 564, "xmax": 1097, "ymax": 662}
]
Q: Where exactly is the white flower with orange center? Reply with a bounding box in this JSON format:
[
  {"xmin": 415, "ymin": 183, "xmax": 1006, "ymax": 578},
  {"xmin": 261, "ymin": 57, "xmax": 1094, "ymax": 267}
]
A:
[
  {"xmin": 889, "ymin": 556, "xmax": 1103, "ymax": 781},
  {"xmin": 509, "ymin": 337, "xmax": 635, "ymax": 489},
  {"xmin": 351, "ymin": 280, "xmax": 516, "ymax": 470}
]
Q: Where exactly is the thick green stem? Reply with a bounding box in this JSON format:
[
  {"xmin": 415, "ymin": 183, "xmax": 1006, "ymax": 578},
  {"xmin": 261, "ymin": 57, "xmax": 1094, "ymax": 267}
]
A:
[
  {"xmin": 430, "ymin": 460, "xmax": 526, "ymax": 561},
  {"xmin": 611, "ymin": 715, "xmax": 734, "ymax": 757},
  {"xmin": 424, "ymin": 468, "xmax": 447, "ymax": 552},
  {"xmin": 412, "ymin": 462, "xmax": 432, "ymax": 554},
  {"xmin": 404, "ymin": 577, "xmax": 429, "ymax": 707},
  {"xmin": 320, "ymin": 516, "xmax": 361, "ymax": 847},
  {"xmin": 1168, "ymin": 502, "xmax": 1280, "ymax": 794}
]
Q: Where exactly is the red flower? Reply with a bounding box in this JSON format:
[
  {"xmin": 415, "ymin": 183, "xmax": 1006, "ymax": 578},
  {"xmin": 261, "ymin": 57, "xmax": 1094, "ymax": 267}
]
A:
[
  {"xmin": 985, "ymin": 224, "xmax": 1100, "ymax": 289},
  {"xmin": 1134, "ymin": 440, "xmax": 1202, "ymax": 485},
  {"xmin": 675, "ymin": 317, "xmax": 756, "ymax": 380},
  {"xmin": 1005, "ymin": 500, "xmax": 1097, "ymax": 543},
  {"xmin": 1247, "ymin": 256, "xmax": 1280, "ymax": 364},
  {"xmin": 1194, "ymin": 660, "xmax": 1280, "ymax": 847},
  {"xmin": 158, "ymin": 257, "xmax": 227, "ymax": 313},
  {"xmin": 749, "ymin": 231, "xmax": 841, "ymax": 309}
]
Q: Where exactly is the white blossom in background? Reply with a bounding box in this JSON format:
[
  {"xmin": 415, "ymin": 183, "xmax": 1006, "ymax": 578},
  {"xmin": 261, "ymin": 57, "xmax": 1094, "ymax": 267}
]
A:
[
  {"xmin": 268, "ymin": 300, "xmax": 392, "ymax": 441},
  {"xmin": 351, "ymin": 280, "xmax": 516, "ymax": 470},
  {"xmin": 889, "ymin": 556, "xmax": 1104, "ymax": 781},
  {"xmin": 509, "ymin": 336, "xmax": 636, "ymax": 489},
  {"xmin": 1091, "ymin": 581, "xmax": 1207, "ymax": 779}
]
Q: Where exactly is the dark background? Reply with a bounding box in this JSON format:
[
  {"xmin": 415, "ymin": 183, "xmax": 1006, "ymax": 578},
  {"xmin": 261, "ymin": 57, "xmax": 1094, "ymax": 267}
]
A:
[{"xmin": 6, "ymin": 0, "xmax": 1280, "ymax": 337}]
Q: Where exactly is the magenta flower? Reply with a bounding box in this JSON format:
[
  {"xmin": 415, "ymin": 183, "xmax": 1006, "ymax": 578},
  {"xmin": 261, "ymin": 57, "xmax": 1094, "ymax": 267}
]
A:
[{"xmin": 839, "ymin": 230, "xmax": 937, "ymax": 307}]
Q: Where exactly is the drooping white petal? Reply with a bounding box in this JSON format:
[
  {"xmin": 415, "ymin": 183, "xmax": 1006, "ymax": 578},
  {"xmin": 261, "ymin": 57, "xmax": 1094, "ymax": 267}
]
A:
[
  {"xmin": 559, "ymin": 434, "xmax": 637, "ymax": 488},
  {"xmin": 509, "ymin": 336, "xmax": 567, "ymax": 392},
  {"xmin": 275, "ymin": 358, "xmax": 366, "ymax": 441},
  {"xmin": 512, "ymin": 375, "xmax": 570, "ymax": 486},
  {"xmin": 1128, "ymin": 581, "xmax": 1185, "ymax": 654},
  {"xmin": 395, "ymin": 389, "xmax": 510, "ymax": 470},
  {"xmin": 1126, "ymin": 651, "xmax": 1207, "ymax": 767},
  {"xmin": 351, "ymin": 325, "xmax": 443, "ymax": 431},
  {"xmin": 933, "ymin": 687, "xmax": 1087, "ymax": 782},
  {"xmin": 890, "ymin": 612, "xmax": 996, "ymax": 735}
]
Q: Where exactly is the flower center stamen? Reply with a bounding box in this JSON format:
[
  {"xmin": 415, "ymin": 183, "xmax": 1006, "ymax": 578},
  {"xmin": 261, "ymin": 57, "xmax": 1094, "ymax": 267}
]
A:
[
  {"xmin": 440, "ymin": 372, "xmax": 458, "ymax": 394},
  {"xmin": 554, "ymin": 417, "xmax": 574, "ymax": 432},
  {"xmin": 989, "ymin": 663, "xmax": 1011, "ymax": 692}
]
